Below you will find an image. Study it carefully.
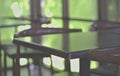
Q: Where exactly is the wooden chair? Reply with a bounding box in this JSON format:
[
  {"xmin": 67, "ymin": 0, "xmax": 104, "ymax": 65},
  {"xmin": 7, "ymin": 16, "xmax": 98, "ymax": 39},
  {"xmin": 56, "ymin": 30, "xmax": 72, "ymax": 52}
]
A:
[
  {"xmin": 0, "ymin": 24, "xmax": 30, "ymax": 76},
  {"xmin": 0, "ymin": 25, "xmax": 53, "ymax": 76},
  {"xmin": 88, "ymin": 48, "xmax": 120, "ymax": 76},
  {"xmin": 2, "ymin": 45, "xmax": 52, "ymax": 76},
  {"xmin": 89, "ymin": 21, "xmax": 120, "ymax": 76},
  {"xmin": 0, "ymin": 17, "xmax": 54, "ymax": 76},
  {"xmin": 3, "ymin": 31, "xmax": 55, "ymax": 76}
]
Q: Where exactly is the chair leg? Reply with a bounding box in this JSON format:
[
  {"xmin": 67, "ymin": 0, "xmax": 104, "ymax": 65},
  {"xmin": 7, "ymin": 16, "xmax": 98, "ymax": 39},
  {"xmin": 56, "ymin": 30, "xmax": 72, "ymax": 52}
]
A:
[
  {"xmin": 0, "ymin": 49, "xmax": 3, "ymax": 76},
  {"xmin": 12, "ymin": 58, "xmax": 20, "ymax": 76},
  {"xmin": 65, "ymin": 58, "xmax": 71, "ymax": 72},
  {"xmin": 12, "ymin": 58, "xmax": 16, "ymax": 76},
  {"xmin": 79, "ymin": 58, "xmax": 90, "ymax": 76},
  {"xmin": 116, "ymin": 65, "xmax": 120, "ymax": 76},
  {"xmin": 27, "ymin": 58, "xmax": 31, "ymax": 76},
  {"xmin": 50, "ymin": 56, "xmax": 54, "ymax": 75},
  {"xmin": 4, "ymin": 52, "xmax": 7, "ymax": 76},
  {"xmin": 38, "ymin": 58, "xmax": 42, "ymax": 76}
]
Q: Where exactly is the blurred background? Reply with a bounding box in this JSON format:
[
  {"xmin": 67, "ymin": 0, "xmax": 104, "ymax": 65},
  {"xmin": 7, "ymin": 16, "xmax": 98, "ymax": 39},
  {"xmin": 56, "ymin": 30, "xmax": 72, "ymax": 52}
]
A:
[{"xmin": 0, "ymin": 0, "xmax": 120, "ymax": 76}]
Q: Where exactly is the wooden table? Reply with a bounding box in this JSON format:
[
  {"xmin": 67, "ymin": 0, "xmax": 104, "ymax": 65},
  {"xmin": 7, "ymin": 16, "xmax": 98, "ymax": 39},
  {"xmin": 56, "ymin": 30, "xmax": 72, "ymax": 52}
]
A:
[{"xmin": 13, "ymin": 29, "xmax": 120, "ymax": 76}]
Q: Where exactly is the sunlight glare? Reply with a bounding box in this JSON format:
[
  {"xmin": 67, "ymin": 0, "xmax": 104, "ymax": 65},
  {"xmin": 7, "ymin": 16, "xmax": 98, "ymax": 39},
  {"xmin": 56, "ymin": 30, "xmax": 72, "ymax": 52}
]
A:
[
  {"xmin": 70, "ymin": 58, "xmax": 79, "ymax": 72},
  {"xmin": 11, "ymin": 2, "xmax": 21, "ymax": 17},
  {"xmin": 20, "ymin": 58, "xmax": 28, "ymax": 66},
  {"xmin": 18, "ymin": 25, "xmax": 31, "ymax": 31},
  {"xmin": 43, "ymin": 57, "xmax": 51, "ymax": 66},
  {"xmin": 51, "ymin": 55, "xmax": 64, "ymax": 70}
]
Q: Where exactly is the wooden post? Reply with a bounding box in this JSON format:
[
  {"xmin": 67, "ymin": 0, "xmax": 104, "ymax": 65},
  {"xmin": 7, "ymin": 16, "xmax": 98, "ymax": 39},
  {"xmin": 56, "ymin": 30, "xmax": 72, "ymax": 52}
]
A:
[
  {"xmin": 62, "ymin": 0, "xmax": 70, "ymax": 72},
  {"xmin": 116, "ymin": 65, "xmax": 120, "ymax": 76}
]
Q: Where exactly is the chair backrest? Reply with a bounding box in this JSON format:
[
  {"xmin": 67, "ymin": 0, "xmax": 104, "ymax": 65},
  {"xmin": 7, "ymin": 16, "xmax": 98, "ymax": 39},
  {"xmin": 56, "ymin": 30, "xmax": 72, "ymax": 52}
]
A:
[
  {"xmin": 14, "ymin": 28, "xmax": 82, "ymax": 37},
  {"xmin": 89, "ymin": 21, "xmax": 120, "ymax": 31}
]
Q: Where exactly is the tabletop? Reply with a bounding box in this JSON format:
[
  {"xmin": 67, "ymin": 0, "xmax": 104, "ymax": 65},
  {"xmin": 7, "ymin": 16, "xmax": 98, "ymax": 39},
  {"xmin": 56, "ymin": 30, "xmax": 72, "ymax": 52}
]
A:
[{"xmin": 13, "ymin": 28, "xmax": 120, "ymax": 59}]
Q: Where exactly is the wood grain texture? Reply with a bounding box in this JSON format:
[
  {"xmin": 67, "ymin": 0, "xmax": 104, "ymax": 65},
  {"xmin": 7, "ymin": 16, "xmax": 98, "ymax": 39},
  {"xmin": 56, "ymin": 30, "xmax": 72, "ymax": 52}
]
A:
[{"xmin": 88, "ymin": 50, "xmax": 120, "ymax": 64}]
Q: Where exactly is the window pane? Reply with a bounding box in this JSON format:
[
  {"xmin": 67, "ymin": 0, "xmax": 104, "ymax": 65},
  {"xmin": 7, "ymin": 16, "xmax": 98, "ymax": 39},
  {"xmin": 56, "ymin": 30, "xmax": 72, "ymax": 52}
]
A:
[{"xmin": 69, "ymin": 0, "xmax": 98, "ymax": 19}]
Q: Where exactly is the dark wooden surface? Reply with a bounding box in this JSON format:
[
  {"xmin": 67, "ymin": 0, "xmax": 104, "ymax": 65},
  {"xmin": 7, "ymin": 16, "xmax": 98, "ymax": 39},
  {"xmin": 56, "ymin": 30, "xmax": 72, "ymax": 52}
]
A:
[{"xmin": 88, "ymin": 49, "xmax": 120, "ymax": 64}]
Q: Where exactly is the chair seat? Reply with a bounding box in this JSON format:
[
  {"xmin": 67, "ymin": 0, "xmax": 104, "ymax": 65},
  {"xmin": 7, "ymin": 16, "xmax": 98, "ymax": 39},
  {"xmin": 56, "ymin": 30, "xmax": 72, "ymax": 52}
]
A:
[{"xmin": 2, "ymin": 45, "xmax": 50, "ymax": 58}]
